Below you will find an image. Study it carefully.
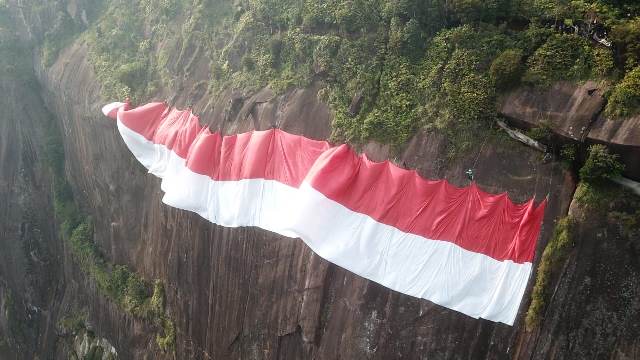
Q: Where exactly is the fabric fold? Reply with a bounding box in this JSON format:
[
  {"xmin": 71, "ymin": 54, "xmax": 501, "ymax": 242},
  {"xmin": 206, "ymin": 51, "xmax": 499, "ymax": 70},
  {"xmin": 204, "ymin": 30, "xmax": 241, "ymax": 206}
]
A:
[{"xmin": 102, "ymin": 101, "xmax": 546, "ymax": 325}]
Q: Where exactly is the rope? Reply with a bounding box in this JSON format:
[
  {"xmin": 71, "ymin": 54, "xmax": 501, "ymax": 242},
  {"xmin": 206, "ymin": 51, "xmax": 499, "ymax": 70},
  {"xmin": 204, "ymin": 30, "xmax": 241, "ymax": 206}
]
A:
[
  {"xmin": 466, "ymin": 130, "xmax": 491, "ymax": 181},
  {"xmin": 547, "ymin": 158, "xmax": 556, "ymax": 199},
  {"xmin": 532, "ymin": 161, "xmax": 540, "ymax": 198},
  {"xmin": 472, "ymin": 131, "xmax": 490, "ymax": 170}
]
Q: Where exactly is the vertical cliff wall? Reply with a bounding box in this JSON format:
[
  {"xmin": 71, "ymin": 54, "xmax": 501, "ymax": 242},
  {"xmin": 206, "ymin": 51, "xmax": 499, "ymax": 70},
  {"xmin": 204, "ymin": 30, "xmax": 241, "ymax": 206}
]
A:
[
  {"xmin": 1, "ymin": 1, "xmax": 639, "ymax": 359},
  {"xmin": 0, "ymin": 68, "xmax": 62, "ymax": 359}
]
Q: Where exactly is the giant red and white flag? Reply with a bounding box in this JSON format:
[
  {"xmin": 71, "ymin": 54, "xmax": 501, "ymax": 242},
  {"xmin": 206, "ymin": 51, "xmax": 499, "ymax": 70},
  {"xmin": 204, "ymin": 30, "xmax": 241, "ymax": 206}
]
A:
[{"xmin": 102, "ymin": 101, "xmax": 546, "ymax": 325}]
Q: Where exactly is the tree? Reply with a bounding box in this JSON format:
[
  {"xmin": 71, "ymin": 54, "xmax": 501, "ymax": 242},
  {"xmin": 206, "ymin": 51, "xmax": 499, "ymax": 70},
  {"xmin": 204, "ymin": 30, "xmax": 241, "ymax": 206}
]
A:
[
  {"xmin": 490, "ymin": 48, "xmax": 524, "ymax": 90},
  {"xmin": 579, "ymin": 144, "xmax": 624, "ymax": 183}
]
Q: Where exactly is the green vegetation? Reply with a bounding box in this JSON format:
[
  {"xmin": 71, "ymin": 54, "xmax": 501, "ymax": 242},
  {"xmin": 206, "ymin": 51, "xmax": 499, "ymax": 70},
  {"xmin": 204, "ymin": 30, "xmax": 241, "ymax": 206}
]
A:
[
  {"xmin": 526, "ymin": 217, "xmax": 575, "ymax": 330},
  {"xmin": 3, "ymin": 0, "xmax": 635, "ymax": 342},
  {"xmin": 44, "ymin": 115, "xmax": 175, "ymax": 353},
  {"xmin": 58, "ymin": 312, "xmax": 118, "ymax": 360},
  {"xmin": 527, "ymin": 143, "xmax": 625, "ymax": 330},
  {"xmin": 610, "ymin": 16, "xmax": 640, "ymax": 71},
  {"xmin": 85, "ymin": 343, "xmax": 106, "ymax": 360},
  {"xmin": 574, "ymin": 144, "xmax": 624, "ymax": 209},
  {"xmin": 490, "ymin": 48, "xmax": 524, "ymax": 91},
  {"xmin": 605, "ymin": 66, "xmax": 640, "ymax": 118},
  {"xmin": 41, "ymin": 8, "xmax": 81, "ymax": 67},
  {"xmin": 527, "ymin": 120, "xmax": 554, "ymax": 143},
  {"xmin": 526, "ymin": 0, "xmax": 640, "ymax": 23},
  {"xmin": 55, "ymin": 192, "xmax": 175, "ymax": 352},
  {"xmin": 58, "ymin": 311, "xmax": 88, "ymax": 335},
  {"xmin": 86, "ymin": 4, "xmax": 151, "ymax": 101},
  {"xmin": 573, "ymin": 181, "xmax": 617, "ymax": 209},
  {"xmin": 75, "ymin": 0, "xmax": 639, "ymax": 152},
  {"xmin": 156, "ymin": 317, "xmax": 176, "ymax": 353},
  {"xmin": 522, "ymin": 34, "xmax": 604, "ymax": 86},
  {"xmin": 150, "ymin": 280, "xmax": 166, "ymax": 315},
  {"xmin": 16, "ymin": 0, "xmax": 106, "ymax": 67},
  {"xmin": 560, "ymin": 143, "xmax": 579, "ymax": 167},
  {"xmin": 578, "ymin": 144, "xmax": 624, "ymax": 184},
  {"xmin": 86, "ymin": 0, "xmax": 182, "ymax": 101},
  {"xmin": 417, "ymin": 25, "xmax": 508, "ymax": 155},
  {"xmin": 591, "ymin": 46, "xmax": 615, "ymax": 78}
]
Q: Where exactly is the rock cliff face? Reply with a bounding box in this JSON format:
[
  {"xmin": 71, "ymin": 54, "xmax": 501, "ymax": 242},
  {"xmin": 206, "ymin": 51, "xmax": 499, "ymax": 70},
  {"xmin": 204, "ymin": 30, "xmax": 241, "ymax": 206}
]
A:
[
  {"xmin": 499, "ymin": 82, "xmax": 640, "ymax": 180},
  {"xmin": 0, "ymin": 71, "xmax": 62, "ymax": 358},
  {"xmin": 1, "ymin": 2, "xmax": 639, "ymax": 359},
  {"xmin": 33, "ymin": 42, "xmax": 571, "ymax": 360},
  {"xmin": 499, "ymin": 81, "xmax": 606, "ymax": 142},
  {"xmin": 0, "ymin": 42, "xmax": 121, "ymax": 360}
]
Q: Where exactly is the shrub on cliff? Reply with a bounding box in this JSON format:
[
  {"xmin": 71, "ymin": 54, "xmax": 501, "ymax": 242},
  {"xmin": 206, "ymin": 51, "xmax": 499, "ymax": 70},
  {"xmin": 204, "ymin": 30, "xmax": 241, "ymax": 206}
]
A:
[
  {"xmin": 523, "ymin": 34, "xmax": 594, "ymax": 86},
  {"xmin": 41, "ymin": 10, "xmax": 80, "ymax": 67},
  {"xmin": 526, "ymin": 120, "xmax": 554, "ymax": 143},
  {"xmin": 514, "ymin": 23, "xmax": 554, "ymax": 57},
  {"xmin": 526, "ymin": 216, "xmax": 575, "ymax": 330},
  {"xmin": 574, "ymin": 145, "xmax": 624, "ymax": 209},
  {"xmin": 610, "ymin": 17, "xmax": 640, "ymax": 72},
  {"xmin": 413, "ymin": 24, "xmax": 536, "ymax": 157},
  {"xmin": 156, "ymin": 318, "xmax": 176, "ymax": 353},
  {"xmin": 86, "ymin": 2, "xmax": 158, "ymax": 102},
  {"xmin": 150, "ymin": 280, "xmax": 166, "ymax": 316},
  {"xmin": 40, "ymin": 97, "xmax": 177, "ymax": 354},
  {"xmin": 69, "ymin": 221, "xmax": 98, "ymax": 271},
  {"xmin": 115, "ymin": 61, "xmax": 148, "ymax": 92},
  {"xmin": 58, "ymin": 312, "xmax": 87, "ymax": 334},
  {"xmin": 104, "ymin": 265, "xmax": 130, "ymax": 301},
  {"xmin": 579, "ymin": 144, "xmax": 624, "ymax": 183},
  {"xmin": 591, "ymin": 47, "xmax": 614, "ymax": 78},
  {"xmin": 360, "ymin": 55, "xmax": 421, "ymax": 145},
  {"xmin": 490, "ymin": 48, "xmax": 524, "ymax": 91},
  {"xmin": 124, "ymin": 275, "xmax": 150, "ymax": 312},
  {"xmin": 605, "ymin": 66, "xmax": 640, "ymax": 118},
  {"xmin": 419, "ymin": 26, "xmax": 499, "ymax": 155}
]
